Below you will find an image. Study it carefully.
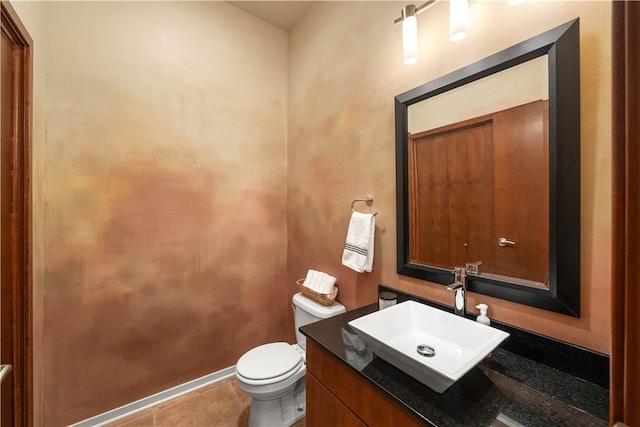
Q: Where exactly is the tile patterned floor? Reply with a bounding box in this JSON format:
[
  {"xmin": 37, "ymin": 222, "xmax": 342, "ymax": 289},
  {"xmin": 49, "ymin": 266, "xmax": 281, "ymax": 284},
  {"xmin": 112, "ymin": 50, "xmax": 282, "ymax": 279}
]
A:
[{"xmin": 105, "ymin": 378, "xmax": 305, "ymax": 427}]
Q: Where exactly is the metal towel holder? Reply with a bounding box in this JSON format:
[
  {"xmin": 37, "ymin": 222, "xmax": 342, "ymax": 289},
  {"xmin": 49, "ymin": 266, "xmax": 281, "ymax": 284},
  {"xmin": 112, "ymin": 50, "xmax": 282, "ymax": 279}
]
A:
[{"xmin": 351, "ymin": 196, "xmax": 378, "ymax": 216}]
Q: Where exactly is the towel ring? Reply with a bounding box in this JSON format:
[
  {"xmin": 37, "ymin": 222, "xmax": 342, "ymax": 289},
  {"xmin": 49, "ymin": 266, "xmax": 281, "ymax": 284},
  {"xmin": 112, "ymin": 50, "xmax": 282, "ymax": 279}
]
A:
[{"xmin": 351, "ymin": 196, "xmax": 378, "ymax": 216}]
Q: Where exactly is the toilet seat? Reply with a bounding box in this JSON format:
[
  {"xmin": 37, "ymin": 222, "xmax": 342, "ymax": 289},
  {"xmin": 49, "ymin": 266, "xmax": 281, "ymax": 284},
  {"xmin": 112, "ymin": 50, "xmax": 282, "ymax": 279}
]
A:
[{"xmin": 236, "ymin": 342, "xmax": 303, "ymax": 386}]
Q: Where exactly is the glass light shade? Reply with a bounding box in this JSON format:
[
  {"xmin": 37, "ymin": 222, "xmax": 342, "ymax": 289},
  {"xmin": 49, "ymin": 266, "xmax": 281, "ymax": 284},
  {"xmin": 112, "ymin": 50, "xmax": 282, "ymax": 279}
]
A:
[
  {"xmin": 450, "ymin": 0, "xmax": 468, "ymax": 42},
  {"xmin": 402, "ymin": 14, "xmax": 418, "ymax": 64}
]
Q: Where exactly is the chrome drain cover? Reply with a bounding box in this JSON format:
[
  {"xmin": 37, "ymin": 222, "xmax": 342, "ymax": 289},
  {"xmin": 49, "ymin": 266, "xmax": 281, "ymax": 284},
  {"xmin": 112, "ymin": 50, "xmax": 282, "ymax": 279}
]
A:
[{"xmin": 417, "ymin": 344, "xmax": 436, "ymax": 357}]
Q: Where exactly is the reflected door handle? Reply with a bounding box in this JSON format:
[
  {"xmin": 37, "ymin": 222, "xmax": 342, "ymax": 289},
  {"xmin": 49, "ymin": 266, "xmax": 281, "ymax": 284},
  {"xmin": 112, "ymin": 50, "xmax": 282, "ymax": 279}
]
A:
[
  {"xmin": 498, "ymin": 237, "xmax": 516, "ymax": 247},
  {"xmin": 0, "ymin": 364, "xmax": 12, "ymax": 385}
]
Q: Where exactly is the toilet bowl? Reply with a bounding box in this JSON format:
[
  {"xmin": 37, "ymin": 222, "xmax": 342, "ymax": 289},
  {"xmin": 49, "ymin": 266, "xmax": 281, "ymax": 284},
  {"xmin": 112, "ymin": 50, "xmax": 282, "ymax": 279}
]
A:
[{"xmin": 235, "ymin": 292, "xmax": 346, "ymax": 427}]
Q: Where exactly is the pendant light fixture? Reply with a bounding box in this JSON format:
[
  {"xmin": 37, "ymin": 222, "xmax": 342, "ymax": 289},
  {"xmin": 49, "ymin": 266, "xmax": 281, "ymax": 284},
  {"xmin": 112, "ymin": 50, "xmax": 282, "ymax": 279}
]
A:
[
  {"xmin": 449, "ymin": 0, "xmax": 468, "ymax": 41},
  {"xmin": 394, "ymin": 1, "xmax": 434, "ymax": 65},
  {"xmin": 396, "ymin": 1, "xmax": 519, "ymax": 64},
  {"xmin": 401, "ymin": 5, "xmax": 418, "ymax": 64}
]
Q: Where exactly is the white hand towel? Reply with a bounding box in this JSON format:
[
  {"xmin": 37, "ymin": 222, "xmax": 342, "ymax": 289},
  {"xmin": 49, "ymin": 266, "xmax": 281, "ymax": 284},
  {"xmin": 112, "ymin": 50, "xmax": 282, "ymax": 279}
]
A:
[
  {"xmin": 302, "ymin": 269, "xmax": 316, "ymax": 289},
  {"xmin": 315, "ymin": 273, "xmax": 336, "ymax": 294},
  {"xmin": 311, "ymin": 272, "xmax": 324, "ymax": 293},
  {"xmin": 303, "ymin": 269, "xmax": 336, "ymax": 294},
  {"xmin": 342, "ymin": 212, "xmax": 375, "ymax": 273},
  {"xmin": 308, "ymin": 270, "xmax": 321, "ymax": 290},
  {"xmin": 302, "ymin": 270, "xmax": 320, "ymax": 291}
]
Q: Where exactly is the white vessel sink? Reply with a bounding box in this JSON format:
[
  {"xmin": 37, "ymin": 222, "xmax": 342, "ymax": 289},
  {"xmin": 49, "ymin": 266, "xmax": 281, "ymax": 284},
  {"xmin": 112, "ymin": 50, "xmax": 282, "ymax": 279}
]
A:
[{"xmin": 348, "ymin": 300, "xmax": 509, "ymax": 393}]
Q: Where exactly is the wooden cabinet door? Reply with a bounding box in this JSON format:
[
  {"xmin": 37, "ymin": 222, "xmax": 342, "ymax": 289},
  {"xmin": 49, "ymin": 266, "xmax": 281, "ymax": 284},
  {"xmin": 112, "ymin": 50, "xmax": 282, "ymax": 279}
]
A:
[
  {"xmin": 306, "ymin": 373, "xmax": 366, "ymax": 427},
  {"xmin": 306, "ymin": 341, "xmax": 424, "ymax": 427}
]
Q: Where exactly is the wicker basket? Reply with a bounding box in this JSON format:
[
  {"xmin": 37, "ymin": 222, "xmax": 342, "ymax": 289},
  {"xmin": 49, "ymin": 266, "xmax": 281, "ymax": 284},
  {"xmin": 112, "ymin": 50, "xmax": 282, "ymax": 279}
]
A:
[{"xmin": 296, "ymin": 279, "xmax": 338, "ymax": 306}]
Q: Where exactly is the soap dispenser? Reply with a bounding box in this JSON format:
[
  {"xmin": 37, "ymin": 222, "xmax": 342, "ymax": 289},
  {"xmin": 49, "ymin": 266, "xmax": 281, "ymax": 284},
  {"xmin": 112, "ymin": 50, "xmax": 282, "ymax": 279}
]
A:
[{"xmin": 476, "ymin": 304, "xmax": 490, "ymax": 326}]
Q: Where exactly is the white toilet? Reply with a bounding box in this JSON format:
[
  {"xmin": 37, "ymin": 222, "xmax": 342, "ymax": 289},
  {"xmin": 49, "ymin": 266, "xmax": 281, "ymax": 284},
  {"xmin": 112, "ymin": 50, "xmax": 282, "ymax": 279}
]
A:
[{"xmin": 235, "ymin": 292, "xmax": 346, "ymax": 427}]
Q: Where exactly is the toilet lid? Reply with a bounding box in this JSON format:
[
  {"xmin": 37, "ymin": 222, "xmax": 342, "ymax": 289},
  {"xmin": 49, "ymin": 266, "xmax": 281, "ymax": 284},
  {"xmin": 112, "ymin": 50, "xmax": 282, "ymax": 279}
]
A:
[{"xmin": 236, "ymin": 342, "xmax": 303, "ymax": 381}]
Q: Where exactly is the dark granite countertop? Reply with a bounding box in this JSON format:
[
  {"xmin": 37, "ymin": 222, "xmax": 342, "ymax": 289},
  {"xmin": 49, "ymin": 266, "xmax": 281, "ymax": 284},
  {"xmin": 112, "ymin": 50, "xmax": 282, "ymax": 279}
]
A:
[{"xmin": 300, "ymin": 288, "xmax": 609, "ymax": 427}]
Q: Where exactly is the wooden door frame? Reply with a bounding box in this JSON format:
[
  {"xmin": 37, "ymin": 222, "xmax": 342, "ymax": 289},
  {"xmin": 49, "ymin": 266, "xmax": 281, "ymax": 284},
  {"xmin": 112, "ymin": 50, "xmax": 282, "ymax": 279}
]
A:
[
  {"xmin": 0, "ymin": 1, "xmax": 32, "ymax": 426},
  {"xmin": 611, "ymin": 1, "xmax": 640, "ymax": 425}
]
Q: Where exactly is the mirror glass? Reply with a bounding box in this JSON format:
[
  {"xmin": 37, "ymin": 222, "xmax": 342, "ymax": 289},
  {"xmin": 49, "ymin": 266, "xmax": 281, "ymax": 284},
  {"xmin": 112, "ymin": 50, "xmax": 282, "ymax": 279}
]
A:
[
  {"xmin": 408, "ymin": 56, "xmax": 549, "ymax": 289},
  {"xmin": 395, "ymin": 19, "xmax": 581, "ymax": 316}
]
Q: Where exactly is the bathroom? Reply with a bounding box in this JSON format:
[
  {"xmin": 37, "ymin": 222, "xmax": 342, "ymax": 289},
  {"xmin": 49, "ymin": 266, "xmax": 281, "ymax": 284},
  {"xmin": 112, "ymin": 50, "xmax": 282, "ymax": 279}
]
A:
[{"xmin": 3, "ymin": 0, "xmax": 635, "ymax": 425}]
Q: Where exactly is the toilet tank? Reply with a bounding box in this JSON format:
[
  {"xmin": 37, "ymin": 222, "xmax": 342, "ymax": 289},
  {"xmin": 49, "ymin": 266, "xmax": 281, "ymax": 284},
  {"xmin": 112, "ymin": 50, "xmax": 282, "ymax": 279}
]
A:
[{"xmin": 292, "ymin": 292, "xmax": 346, "ymax": 350}]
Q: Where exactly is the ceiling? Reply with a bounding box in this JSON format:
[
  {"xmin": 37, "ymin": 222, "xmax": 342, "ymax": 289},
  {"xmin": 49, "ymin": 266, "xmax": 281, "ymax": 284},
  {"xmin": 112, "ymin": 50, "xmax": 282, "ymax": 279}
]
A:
[{"xmin": 227, "ymin": 1, "xmax": 315, "ymax": 31}]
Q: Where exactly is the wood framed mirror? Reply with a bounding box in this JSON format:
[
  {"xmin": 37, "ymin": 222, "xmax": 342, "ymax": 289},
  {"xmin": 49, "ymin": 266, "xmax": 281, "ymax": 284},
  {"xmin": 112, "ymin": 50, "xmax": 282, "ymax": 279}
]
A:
[{"xmin": 395, "ymin": 19, "xmax": 581, "ymax": 316}]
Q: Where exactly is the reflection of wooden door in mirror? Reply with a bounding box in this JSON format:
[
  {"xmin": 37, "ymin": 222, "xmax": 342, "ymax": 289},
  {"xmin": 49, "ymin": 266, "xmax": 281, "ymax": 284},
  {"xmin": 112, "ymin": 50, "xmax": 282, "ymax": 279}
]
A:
[
  {"xmin": 492, "ymin": 100, "xmax": 549, "ymax": 284},
  {"xmin": 409, "ymin": 119, "xmax": 494, "ymax": 270},
  {"xmin": 409, "ymin": 100, "xmax": 548, "ymax": 284}
]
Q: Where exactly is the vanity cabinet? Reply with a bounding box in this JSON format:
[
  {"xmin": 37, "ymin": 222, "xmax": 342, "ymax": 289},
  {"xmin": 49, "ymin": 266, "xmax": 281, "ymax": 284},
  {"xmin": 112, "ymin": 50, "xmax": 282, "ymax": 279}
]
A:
[
  {"xmin": 301, "ymin": 299, "xmax": 609, "ymax": 426},
  {"xmin": 305, "ymin": 340, "xmax": 423, "ymax": 427}
]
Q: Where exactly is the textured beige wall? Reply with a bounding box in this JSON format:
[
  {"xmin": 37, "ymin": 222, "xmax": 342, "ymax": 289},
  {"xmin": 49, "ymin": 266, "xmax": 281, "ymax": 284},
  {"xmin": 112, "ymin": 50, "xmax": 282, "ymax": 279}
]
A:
[
  {"xmin": 16, "ymin": 1, "xmax": 289, "ymax": 425},
  {"xmin": 288, "ymin": 1, "xmax": 611, "ymax": 354}
]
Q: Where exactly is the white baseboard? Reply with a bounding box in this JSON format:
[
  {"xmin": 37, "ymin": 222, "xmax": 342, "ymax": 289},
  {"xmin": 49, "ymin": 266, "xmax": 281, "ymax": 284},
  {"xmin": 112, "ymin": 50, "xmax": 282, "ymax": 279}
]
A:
[{"xmin": 70, "ymin": 366, "xmax": 236, "ymax": 426}]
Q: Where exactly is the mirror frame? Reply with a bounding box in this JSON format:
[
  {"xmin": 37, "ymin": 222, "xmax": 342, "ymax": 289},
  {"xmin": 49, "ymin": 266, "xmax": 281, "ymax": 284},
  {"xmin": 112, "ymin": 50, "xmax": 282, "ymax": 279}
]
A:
[{"xmin": 395, "ymin": 19, "xmax": 580, "ymax": 317}]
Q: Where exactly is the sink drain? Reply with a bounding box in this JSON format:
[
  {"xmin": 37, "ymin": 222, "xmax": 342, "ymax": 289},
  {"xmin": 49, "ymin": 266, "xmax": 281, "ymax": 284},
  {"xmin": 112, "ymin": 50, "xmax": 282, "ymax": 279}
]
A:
[{"xmin": 417, "ymin": 344, "xmax": 436, "ymax": 357}]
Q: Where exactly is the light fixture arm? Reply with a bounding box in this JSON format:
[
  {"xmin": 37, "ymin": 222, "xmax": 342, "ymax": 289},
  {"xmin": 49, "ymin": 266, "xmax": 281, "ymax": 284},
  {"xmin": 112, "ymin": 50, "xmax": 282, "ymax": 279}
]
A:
[
  {"xmin": 393, "ymin": 0, "xmax": 436, "ymax": 24},
  {"xmin": 394, "ymin": 0, "xmax": 477, "ymax": 24}
]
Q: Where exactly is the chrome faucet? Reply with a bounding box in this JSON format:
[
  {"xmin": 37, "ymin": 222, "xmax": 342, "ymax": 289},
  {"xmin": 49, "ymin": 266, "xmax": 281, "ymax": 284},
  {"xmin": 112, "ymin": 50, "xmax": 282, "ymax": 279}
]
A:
[{"xmin": 446, "ymin": 267, "xmax": 466, "ymax": 316}]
